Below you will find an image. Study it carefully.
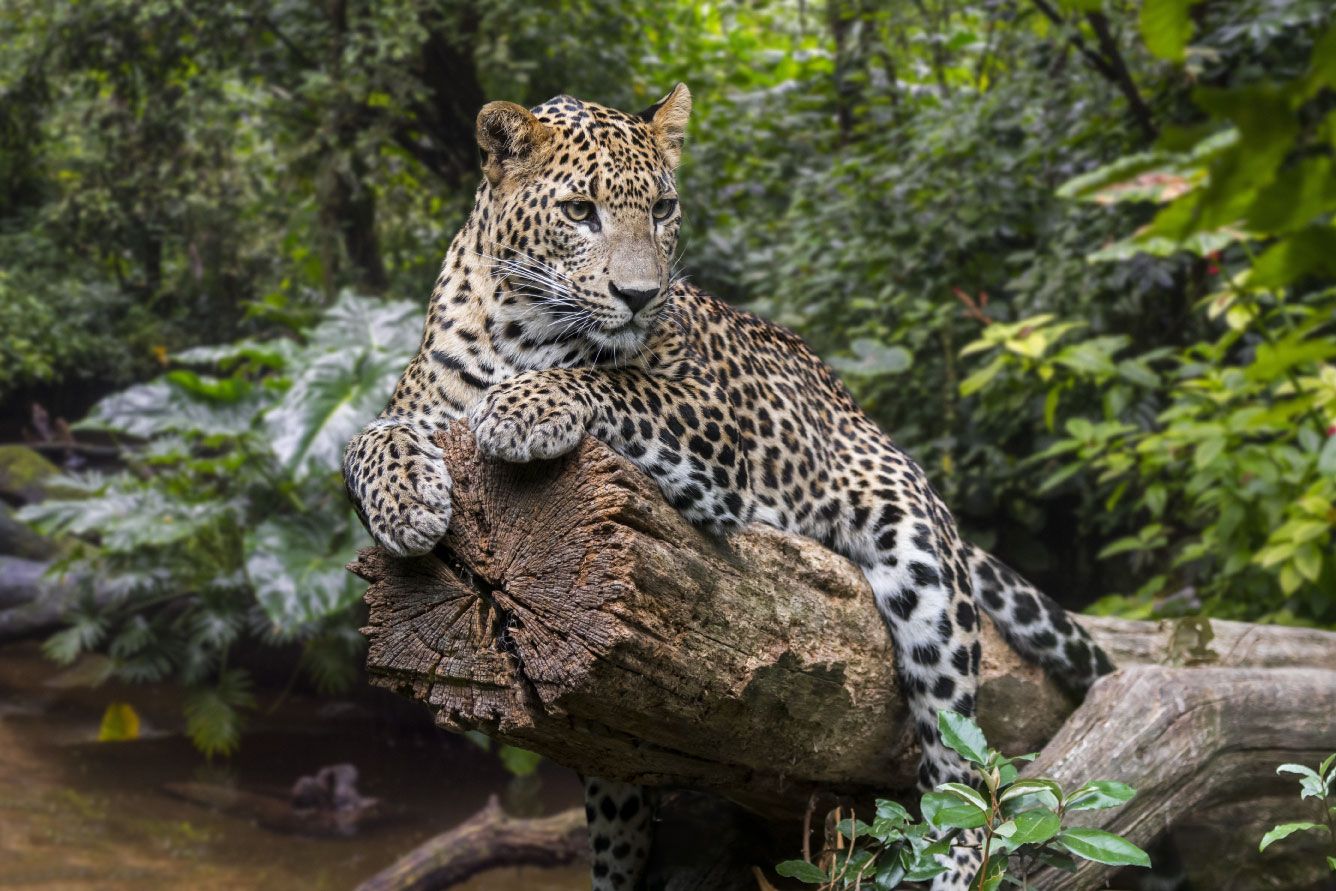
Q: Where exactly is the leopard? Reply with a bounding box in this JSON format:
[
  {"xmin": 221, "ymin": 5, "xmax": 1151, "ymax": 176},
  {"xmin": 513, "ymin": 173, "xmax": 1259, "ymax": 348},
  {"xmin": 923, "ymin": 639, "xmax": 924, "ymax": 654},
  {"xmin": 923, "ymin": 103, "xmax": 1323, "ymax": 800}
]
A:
[{"xmin": 342, "ymin": 83, "xmax": 1115, "ymax": 890}]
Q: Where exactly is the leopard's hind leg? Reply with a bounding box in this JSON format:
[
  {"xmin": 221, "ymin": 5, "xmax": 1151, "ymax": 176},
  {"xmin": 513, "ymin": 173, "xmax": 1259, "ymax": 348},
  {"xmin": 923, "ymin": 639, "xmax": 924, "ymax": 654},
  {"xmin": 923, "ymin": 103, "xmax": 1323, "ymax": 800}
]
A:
[{"xmin": 583, "ymin": 776, "xmax": 654, "ymax": 891}]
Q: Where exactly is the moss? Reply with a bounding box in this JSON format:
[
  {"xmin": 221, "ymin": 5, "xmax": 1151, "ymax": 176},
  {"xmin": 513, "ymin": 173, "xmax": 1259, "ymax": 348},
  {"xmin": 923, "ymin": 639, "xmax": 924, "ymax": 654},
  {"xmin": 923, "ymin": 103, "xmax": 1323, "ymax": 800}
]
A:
[{"xmin": 0, "ymin": 445, "xmax": 60, "ymax": 502}]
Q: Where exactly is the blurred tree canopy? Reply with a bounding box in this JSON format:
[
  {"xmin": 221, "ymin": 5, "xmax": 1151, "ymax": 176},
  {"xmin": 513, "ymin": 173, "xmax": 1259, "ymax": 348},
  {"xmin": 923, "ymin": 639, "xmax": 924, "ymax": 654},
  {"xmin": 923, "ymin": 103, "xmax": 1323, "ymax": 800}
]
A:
[{"xmin": 2, "ymin": 0, "xmax": 1333, "ymax": 752}]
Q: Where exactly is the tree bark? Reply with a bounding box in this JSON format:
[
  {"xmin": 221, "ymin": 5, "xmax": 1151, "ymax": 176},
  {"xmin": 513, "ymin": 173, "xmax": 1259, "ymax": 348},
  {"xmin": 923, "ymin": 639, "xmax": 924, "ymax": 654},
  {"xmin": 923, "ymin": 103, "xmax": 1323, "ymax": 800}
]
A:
[{"xmin": 354, "ymin": 423, "xmax": 1336, "ymax": 840}]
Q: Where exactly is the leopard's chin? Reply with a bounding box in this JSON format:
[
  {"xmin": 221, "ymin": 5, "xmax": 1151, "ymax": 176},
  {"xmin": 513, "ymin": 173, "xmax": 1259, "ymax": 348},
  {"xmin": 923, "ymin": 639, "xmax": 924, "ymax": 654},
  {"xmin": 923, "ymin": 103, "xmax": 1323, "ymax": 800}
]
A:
[{"xmin": 586, "ymin": 322, "xmax": 650, "ymax": 360}]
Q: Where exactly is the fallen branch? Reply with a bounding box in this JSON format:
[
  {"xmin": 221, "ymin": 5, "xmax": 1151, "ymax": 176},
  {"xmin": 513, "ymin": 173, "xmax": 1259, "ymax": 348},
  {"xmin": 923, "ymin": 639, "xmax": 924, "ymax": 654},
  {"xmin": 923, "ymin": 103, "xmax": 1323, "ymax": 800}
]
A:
[{"xmin": 356, "ymin": 795, "xmax": 586, "ymax": 891}]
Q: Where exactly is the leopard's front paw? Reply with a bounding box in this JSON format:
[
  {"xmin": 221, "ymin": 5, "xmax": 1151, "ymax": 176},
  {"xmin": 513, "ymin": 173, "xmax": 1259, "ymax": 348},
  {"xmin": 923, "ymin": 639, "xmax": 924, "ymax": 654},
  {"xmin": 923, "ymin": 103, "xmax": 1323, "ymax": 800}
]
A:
[
  {"xmin": 468, "ymin": 383, "xmax": 590, "ymax": 463},
  {"xmin": 345, "ymin": 423, "xmax": 453, "ymax": 557}
]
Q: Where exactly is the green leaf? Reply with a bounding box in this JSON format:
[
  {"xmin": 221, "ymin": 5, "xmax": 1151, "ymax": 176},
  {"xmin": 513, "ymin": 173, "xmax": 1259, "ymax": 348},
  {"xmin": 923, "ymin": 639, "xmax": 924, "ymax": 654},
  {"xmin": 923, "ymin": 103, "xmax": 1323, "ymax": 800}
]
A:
[
  {"xmin": 938, "ymin": 711, "xmax": 990, "ymax": 765},
  {"xmin": 937, "ymin": 782, "xmax": 990, "ymax": 812},
  {"xmin": 902, "ymin": 849, "xmax": 949, "ymax": 882},
  {"xmin": 830, "ymin": 338, "xmax": 913, "ymax": 377},
  {"xmin": 1244, "ymin": 157, "xmax": 1336, "ymax": 236},
  {"xmin": 1303, "ymin": 24, "xmax": 1336, "ymax": 99},
  {"xmin": 1260, "ymin": 822, "xmax": 1323, "ymax": 851},
  {"xmin": 1246, "ymin": 334, "xmax": 1336, "ymax": 384},
  {"xmin": 1006, "ymin": 808, "xmax": 1060, "ymax": 845},
  {"xmin": 922, "ymin": 790, "xmax": 987, "ymax": 830},
  {"xmin": 837, "ymin": 817, "xmax": 873, "ymax": 840},
  {"xmin": 183, "ymin": 671, "xmax": 255, "ymax": 758},
  {"xmin": 1055, "ymin": 828, "xmax": 1151, "ymax": 868},
  {"xmin": 1318, "ymin": 437, "xmax": 1336, "ymax": 476},
  {"xmin": 265, "ymin": 293, "xmax": 420, "ymax": 480},
  {"xmin": 960, "ymin": 356, "xmax": 1007, "ymax": 397},
  {"xmin": 1246, "ymin": 225, "xmax": 1336, "ymax": 290},
  {"xmin": 973, "ymin": 854, "xmax": 1007, "ymax": 891},
  {"xmin": 1000, "ymin": 778, "xmax": 1062, "ymax": 811},
  {"xmin": 498, "ymin": 745, "xmax": 543, "ymax": 777},
  {"xmin": 78, "ymin": 377, "xmax": 263, "ymax": 440},
  {"xmin": 875, "ymin": 858, "xmax": 908, "ymax": 889},
  {"xmin": 19, "ymin": 473, "xmax": 234, "ymax": 554},
  {"xmin": 1065, "ymin": 780, "xmax": 1137, "ymax": 812},
  {"xmin": 775, "ymin": 860, "xmax": 828, "ymax": 883},
  {"xmin": 98, "ymin": 702, "xmax": 141, "ymax": 742},
  {"xmin": 876, "ymin": 800, "xmax": 913, "ymax": 823},
  {"xmin": 1139, "ymin": 0, "xmax": 1197, "ymax": 62},
  {"xmin": 1036, "ymin": 849, "xmax": 1079, "ymax": 872},
  {"xmin": 1278, "ymin": 763, "xmax": 1323, "ymax": 786},
  {"xmin": 175, "ymin": 338, "xmax": 297, "ymax": 372}
]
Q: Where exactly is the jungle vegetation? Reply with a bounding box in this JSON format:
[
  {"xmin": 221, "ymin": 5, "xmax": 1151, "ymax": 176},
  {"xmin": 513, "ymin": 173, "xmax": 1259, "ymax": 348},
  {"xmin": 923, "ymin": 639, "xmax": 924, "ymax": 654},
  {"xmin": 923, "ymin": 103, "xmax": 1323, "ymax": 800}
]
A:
[{"xmin": 2, "ymin": 0, "xmax": 1333, "ymax": 754}]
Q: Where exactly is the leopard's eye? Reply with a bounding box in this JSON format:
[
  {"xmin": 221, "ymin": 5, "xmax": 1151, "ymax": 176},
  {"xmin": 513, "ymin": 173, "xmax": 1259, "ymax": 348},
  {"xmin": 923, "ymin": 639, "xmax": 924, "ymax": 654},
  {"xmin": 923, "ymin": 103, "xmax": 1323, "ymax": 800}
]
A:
[
  {"xmin": 652, "ymin": 197, "xmax": 678, "ymax": 222},
  {"xmin": 561, "ymin": 200, "xmax": 596, "ymax": 224}
]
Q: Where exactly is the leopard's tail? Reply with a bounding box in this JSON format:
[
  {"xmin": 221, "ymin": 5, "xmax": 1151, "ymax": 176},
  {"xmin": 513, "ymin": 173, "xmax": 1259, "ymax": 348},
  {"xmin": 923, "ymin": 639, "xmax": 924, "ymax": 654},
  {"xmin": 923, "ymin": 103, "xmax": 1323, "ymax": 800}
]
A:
[{"xmin": 965, "ymin": 542, "xmax": 1113, "ymax": 697}]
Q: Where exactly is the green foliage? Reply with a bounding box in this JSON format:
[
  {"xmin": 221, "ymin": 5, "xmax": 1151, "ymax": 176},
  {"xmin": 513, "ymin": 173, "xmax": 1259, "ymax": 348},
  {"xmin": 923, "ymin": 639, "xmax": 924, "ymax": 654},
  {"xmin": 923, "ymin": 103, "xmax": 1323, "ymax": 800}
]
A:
[
  {"xmin": 6, "ymin": 0, "xmax": 1333, "ymax": 753},
  {"xmin": 0, "ymin": 0, "xmax": 655, "ymax": 402},
  {"xmin": 960, "ymin": 20, "xmax": 1336, "ymax": 623},
  {"xmin": 1259, "ymin": 754, "xmax": 1336, "ymax": 874},
  {"xmin": 19, "ymin": 293, "xmax": 417, "ymax": 755},
  {"xmin": 5, "ymin": 0, "xmax": 1330, "ymax": 619},
  {"xmin": 775, "ymin": 712, "xmax": 1148, "ymax": 889}
]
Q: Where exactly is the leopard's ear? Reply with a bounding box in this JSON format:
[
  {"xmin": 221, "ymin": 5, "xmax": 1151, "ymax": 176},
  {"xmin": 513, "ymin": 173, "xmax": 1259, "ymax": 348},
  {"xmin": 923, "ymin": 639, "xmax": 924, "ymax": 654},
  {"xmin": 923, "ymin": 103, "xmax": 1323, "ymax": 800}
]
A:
[
  {"xmin": 476, "ymin": 101, "xmax": 553, "ymax": 185},
  {"xmin": 637, "ymin": 83, "xmax": 692, "ymax": 169}
]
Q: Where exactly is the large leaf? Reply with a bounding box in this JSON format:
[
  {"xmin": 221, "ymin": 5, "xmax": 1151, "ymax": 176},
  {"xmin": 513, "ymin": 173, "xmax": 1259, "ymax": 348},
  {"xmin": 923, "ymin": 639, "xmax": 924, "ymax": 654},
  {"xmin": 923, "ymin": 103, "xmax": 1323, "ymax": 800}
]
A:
[
  {"xmin": 78, "ymin": 377, "xmax": 265, "ymax": 440},
  {"xmin": 265, "ymin": 293, "xmax": 420, "ymax": 480},
  {"xmin": 175, "ymin": 338, "xmax": 298, "ymax": 372},
  {"xmin": 244, "ymin": 511, "xmax": 366, "ymax": 632},
  {"xmin": 18, "ymin": 473, "xmax": 235, "ymax": 553}
]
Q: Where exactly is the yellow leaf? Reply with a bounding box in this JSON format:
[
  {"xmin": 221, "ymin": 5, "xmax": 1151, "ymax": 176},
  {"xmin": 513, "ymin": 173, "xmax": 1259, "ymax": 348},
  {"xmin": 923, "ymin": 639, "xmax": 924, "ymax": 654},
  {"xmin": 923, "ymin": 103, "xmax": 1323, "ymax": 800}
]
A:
[{"xmin": 99, "ymin": 702, "xmax": 141, "ymax": 742}]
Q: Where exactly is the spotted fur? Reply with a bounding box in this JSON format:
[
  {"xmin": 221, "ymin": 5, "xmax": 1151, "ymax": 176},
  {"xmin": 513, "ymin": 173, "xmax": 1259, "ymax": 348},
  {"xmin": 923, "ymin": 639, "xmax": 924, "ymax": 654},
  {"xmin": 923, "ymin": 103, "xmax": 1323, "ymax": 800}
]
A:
[{"xmin": 343, "ymin": 84, "xmax": 1114, "ymax": 890}]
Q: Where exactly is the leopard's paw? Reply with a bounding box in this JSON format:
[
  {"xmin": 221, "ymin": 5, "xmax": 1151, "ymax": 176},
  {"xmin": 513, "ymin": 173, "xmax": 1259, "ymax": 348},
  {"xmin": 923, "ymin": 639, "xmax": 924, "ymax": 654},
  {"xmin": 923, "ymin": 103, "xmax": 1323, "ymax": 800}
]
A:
[
  {"xmin": 345, "ymin": 423, "xmax": 453, "ymax": 557},
  {"xmin": 468, "ymin": 385, "xmax": 588, "ymax": 463}
]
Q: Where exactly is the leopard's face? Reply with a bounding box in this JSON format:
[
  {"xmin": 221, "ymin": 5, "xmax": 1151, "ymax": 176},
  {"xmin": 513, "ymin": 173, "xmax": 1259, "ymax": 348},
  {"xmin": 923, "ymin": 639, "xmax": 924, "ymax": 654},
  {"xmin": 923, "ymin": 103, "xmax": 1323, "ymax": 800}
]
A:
[{"xmin": 476, "ymin": 87, "xmax": 692, "ymax": 358}]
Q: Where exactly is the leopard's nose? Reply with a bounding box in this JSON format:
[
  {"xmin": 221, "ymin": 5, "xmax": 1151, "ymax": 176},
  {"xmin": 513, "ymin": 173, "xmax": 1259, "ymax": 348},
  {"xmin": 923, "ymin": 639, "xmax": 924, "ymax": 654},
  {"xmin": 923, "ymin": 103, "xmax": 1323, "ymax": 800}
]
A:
[{"xmin": 609, "ymin": 282, "xmax": 659, "ymax": 314}]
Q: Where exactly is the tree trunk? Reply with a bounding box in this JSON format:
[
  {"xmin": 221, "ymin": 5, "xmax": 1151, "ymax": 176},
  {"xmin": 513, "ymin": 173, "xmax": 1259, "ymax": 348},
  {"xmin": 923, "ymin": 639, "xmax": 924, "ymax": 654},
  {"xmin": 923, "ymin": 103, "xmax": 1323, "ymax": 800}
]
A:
[{"xmin": 352, "ymin": 422, "xmax": 1336, "ymax": 886}]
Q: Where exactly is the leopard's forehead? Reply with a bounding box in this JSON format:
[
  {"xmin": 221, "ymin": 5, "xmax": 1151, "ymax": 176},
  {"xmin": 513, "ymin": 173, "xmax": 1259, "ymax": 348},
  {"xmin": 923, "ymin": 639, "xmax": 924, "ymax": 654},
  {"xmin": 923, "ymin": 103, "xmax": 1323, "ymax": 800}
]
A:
[{"xmin": 529, "ymin": 95, "xmax": 673, "ymax": 196}]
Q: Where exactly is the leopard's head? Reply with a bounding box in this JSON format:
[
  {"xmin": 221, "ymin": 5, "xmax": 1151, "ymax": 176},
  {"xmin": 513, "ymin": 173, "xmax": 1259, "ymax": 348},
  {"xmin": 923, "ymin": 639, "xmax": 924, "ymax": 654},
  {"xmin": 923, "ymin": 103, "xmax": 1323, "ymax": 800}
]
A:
[{"xmin": 474, "ymin": 85, "xmax": 691, "ymax": 357}]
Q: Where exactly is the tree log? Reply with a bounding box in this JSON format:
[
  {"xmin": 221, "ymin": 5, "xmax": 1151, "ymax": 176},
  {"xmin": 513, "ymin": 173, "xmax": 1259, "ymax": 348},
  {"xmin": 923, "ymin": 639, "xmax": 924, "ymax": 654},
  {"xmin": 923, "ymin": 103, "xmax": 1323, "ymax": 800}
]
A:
[
  {"xmin": 354, "ymin": 423, "xmax": 1336, "ymax": 829},
  {"xmin": 1026, "ymin": 665, "xmax": 1336, "ymax": 891}
]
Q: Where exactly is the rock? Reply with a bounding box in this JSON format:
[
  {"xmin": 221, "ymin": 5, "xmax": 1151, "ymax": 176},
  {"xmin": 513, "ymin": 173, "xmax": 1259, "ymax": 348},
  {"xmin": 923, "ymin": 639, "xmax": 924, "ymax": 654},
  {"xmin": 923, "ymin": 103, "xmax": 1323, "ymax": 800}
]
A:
[
  {"xmin": 0, "ymin": 502, "xmax": 59, "ymax": 560},
  {"xmin": 0, "ymin": 445, "xmax": 60, "ymax": 504}
]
